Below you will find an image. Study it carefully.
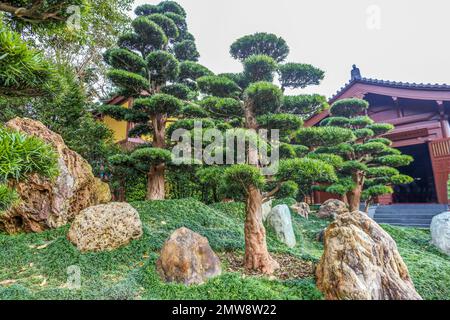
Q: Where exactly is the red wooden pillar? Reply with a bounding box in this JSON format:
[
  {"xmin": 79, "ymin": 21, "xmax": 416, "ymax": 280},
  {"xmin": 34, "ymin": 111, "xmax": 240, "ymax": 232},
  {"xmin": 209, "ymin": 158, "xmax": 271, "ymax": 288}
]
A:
[{"xmin": 429, "ymin": 140, "xmax": 450, "ymax": 204}]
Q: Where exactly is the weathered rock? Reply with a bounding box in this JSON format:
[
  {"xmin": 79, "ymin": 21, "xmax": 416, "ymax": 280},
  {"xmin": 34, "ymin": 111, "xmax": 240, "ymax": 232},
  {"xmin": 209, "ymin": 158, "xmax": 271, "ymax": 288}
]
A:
[
  {"xmin": 291, "ymin": 202, "xmax": 310, "ymax": 219},
  {"xmin": 157, "ymin": 227, "xmax": 221, "ymax": 285},
  {"xmin": 67, "ymin": 202, "xmax": 142, "ymax": 252},
  {"xmin": 267, "ymin": 205, "xmax": 296, "ymax": 248},
  {"xmin": 317, "ymin": 199, "xmax": 348, "ymax": 219},
  {"xmin": 431, "ymin": 212, "xmax": 450, "ymax": 255},
  {"xmin": 262, "ymin": 199, "xmax": 272, "ymax": 222},
  {"xmin": 1, "ymin": 118, "xmax": 111, "ymax": 233},
  {"xmin": 316, "ymin": 211, "xmax": 422, "ymax": 300}
]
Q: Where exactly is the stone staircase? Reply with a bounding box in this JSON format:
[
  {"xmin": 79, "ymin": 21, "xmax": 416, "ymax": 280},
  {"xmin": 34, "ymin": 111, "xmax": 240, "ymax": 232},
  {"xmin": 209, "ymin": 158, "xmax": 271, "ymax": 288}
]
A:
[{"xmin": 371, "ymin": 204, "xmax": 448, "ymax": 228}]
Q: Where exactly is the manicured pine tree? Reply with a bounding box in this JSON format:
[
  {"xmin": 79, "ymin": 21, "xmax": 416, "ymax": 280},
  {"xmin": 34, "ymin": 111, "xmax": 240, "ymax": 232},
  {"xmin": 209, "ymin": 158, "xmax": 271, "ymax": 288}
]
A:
[
  {"xmin": 296, "ymin": 98, "xmax": 414, "ymax": 212},
  {"xmin": 195, "ymin": 32, "xmax": 335, "ymax": 274},
  {"xmin": 101, "ymin": 1, "xmax": 208, "ymax": 200}
]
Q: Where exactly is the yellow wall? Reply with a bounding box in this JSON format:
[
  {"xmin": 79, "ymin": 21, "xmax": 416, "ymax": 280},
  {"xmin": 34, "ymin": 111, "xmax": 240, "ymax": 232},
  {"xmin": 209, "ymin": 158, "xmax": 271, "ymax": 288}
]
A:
[
  {"xmin": 102, "ymin": 99, "xmax": 179, "ymax": 143},
  {"xmin": 103, "ymin": 101, "xmax": 129, "ymax": 142}
]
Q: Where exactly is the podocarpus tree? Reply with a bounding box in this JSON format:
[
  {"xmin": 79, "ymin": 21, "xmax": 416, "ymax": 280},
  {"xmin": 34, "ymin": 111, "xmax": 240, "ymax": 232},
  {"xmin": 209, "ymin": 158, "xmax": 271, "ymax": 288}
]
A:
[
  {"xmin": 0, "ymin": 20, "xmax": 57, "ymax": 97},
  {"xmin": 195, "ymin": 32, "xmax": 332, "ymax": 274},
  {"xmin": 101, "ymin": 1, "xmax": 206, "ymax": 200},
  {"xmin": 296, "ymin": 98, "xmax": 414, "ymax": 212}
]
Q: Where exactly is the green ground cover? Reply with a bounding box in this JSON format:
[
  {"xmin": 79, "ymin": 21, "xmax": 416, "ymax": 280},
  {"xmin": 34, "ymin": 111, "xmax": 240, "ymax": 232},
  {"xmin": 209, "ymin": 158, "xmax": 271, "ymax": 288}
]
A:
[{"xmin": 0, "ymin": 198, "xmax": 449, "ymax": 300}]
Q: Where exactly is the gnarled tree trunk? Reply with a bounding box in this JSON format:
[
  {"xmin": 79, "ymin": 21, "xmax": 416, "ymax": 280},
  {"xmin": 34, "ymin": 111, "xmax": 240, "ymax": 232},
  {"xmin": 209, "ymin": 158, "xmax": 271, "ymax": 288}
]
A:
[
  {"xmin": 146, "ymin": 114, "xmax": 166, "ymax": 200},
  {"xmin": 147, "ymin": 163, "xmax": 165, "ymax": 200},
  {"xmin": 244, "ymin": 185, "xmax": 279, "ymax": 274},
  {"xmin": 347, "ymin": 171, "xmax": 365, "ymax": 212}
]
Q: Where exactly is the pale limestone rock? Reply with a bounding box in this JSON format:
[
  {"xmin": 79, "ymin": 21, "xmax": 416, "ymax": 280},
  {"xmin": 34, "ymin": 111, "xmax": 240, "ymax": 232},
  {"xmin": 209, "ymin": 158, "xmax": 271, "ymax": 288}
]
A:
[
  {"xmin": 317, "ymin": 199, "xmax": 348, "ymax": 219},
  {"xmin": 68, "ymin": 202, "xmax": 142, "ymax": 252},
  {"xmin": 316, "ymin": 211, "xmax": 422, "ymax": 300}
]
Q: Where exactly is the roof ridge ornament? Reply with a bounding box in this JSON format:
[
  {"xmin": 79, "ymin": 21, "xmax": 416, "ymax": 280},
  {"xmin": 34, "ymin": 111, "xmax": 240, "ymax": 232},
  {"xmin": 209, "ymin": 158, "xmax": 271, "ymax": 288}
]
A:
[{"xmin": 351, "ymin": 64, "xmax": 362, "ymax": 81}]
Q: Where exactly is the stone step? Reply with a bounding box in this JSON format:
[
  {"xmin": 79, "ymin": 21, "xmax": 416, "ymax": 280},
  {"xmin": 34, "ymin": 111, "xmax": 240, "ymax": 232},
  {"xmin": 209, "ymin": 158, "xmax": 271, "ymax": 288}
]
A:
[
  {"xmin": 375, "ymin": 219, "xmax": 435, "ymax": 224},
  {"xmin": 378, "ymin": 222, "xmax": 430, "ymax": 228},
  {"xmin": 374, "ymin": 213, "xmax": 440, "ymax": 217}
]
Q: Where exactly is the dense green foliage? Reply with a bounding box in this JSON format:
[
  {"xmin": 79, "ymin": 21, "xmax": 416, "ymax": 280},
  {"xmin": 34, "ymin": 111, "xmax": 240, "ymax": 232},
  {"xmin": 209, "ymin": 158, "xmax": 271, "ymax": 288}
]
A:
[
  {"xmin": 0, "ymin": 127, "xmax": 58, "ymax": 211},
  {"xmin": 0, "ymin": 199, "xmax": 324, "ymax": 300},
  {"xmin": 0, "ymin": 21, "xmax": 57, "ymax": 97},
  {"xmin": 0, "ymin": 199, "xmax": 448, "ymax": 300},
  {"xmin": 296, "ymin": 98, "xmax": 413, "ymax": 210}
]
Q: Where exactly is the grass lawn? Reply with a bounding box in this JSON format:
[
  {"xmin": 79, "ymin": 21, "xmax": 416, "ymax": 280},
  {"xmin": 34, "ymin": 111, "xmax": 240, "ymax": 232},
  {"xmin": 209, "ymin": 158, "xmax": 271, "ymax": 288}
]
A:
[{"xmin": 0, "ymin": 198, "xmax": 449, "ymax": 300}]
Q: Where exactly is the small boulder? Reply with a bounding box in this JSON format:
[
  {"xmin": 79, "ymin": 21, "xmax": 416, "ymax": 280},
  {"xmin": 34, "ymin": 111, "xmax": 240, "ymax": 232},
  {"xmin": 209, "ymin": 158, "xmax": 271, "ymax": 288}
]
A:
[
  {"xmin": 291, "ymin": 202, "xmax": 310, "ymax": 219},
  {"xmin": 157, "ymin": 227, "xmax": 221, "ymax": 285},
  {"xmin": 316, "ymin": 211, "xmax": 421, "ymax": 300},
  {"xmin": 317, "ymin": 199, "xmax": 348, "ymax": 219},
  {"xmin": 262, "ymin": 199, "xmax": 272, "ymax": 222},
  {"xmin": 431, "ymin": 212, "xmax": 450, "ymax": 255},
  {"xmin": 67, "ymin": 202, "xmax": 142, "ymax": 252},
  {"xmin": 267, "ymin": 205, "xmax": 296, "ymax": 248}
]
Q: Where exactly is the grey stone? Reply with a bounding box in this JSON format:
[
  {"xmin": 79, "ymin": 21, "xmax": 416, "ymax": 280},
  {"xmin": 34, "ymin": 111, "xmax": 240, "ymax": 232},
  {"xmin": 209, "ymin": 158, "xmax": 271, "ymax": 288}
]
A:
[
  {"xmin": 267, "ymin": 205, "xmax": 296, "ymax": 248},
  {"xmin": 262, "ymin": 199, "xmax": 272, "ymax": 222},
  {"xmin": 431, "ymin": 212, "xmax": 450, "ymax": 255}
]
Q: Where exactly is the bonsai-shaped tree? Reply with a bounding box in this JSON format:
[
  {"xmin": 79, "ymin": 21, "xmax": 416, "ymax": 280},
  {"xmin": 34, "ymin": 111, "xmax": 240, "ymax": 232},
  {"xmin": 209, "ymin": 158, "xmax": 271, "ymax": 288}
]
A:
[
  {"xmin": 194, "ymin": 32, "xmax": 334, "ymax": 274},
  {"xmin": 0, "ymin": 127, "xmax": 58, "ymax": 215},
  {"xmin": 101, "ymin": 1, "xmax": 209, "ymax": 200},
  {"xmin": 296, "ymin": 98, "xmax": 414, "ymax": 212}
]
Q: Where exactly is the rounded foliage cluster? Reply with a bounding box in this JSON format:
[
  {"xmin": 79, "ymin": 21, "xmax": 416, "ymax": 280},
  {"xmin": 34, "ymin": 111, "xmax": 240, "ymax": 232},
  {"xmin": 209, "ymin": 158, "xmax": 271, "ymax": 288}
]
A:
[
  {"xmin": 244, "ymin": 81, "xmax": 283, "ymax": 115},
  {"xmin": 330, "ymin": 98, "xmax": 369, "ymax": 118},
  {"xmin": 134, "ymin": 94, "xmax": 183, "ymax": 115},
  {"xmin": 146, "ymin": 50, "xmax": 179, "ymax": 84},
  {"xmin": 223, "ymin": 164, "xmax": 265, "ymax": 192},
  {"xmin": 243, "ymin": 54, "xmax": 278, "ymax": 83},
  {"xmin": 230, "ymin": 32, "xmax": 290, "ymax": 62}
]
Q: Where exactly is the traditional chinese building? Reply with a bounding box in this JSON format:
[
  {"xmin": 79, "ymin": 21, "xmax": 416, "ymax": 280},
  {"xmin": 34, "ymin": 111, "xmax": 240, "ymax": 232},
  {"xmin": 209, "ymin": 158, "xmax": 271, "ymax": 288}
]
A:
[{"xmin": 306, "ymin": 66, "xmax": 450, "ymax": 208}]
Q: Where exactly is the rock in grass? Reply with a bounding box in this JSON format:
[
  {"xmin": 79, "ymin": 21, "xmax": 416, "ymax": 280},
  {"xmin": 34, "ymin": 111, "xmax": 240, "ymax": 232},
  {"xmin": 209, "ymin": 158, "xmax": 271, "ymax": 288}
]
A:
[
  {"xmin": 262, "ymin": 199, "xmax": 272, "ymax": 222},
  {"xmin": 2, "ymin": 118, "xmax": 111, "ymax": 234},
  {"xmin": 157, "ymin": 227, "xmax": 221, "ymax": 285},
  {"xmin": 317, "ymin": 199, "xmax": 348, "ymax": 219},
  {"xmin": 68, "ymin": 202, "xmax": 142, "ymax": 252},
  {"xmin": 267, "ymin": 205, "xmax": 296, "ymax": 248},
  {"xmin": 291, "ymin": 202, "xmax": 310, "ymax": 219},
  {"xmin": 316, "ymin": 211, "xmax": 422, "ymax": 300},
  {"xmin": 431, "ymin": 212, "xmax": 450, "ymax": 255}
]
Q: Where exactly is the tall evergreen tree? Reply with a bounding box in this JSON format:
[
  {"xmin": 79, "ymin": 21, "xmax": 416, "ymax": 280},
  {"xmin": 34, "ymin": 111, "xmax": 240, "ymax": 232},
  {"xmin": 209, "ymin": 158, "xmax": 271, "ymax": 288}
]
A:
[
  {"xmin": 194, "ymin": 32, "xmax": 333, "ymax": 274},
  {"xmin": 101, "ymin": 1, "xmax": 207, "ymax": 200},
  {"xmin": 296, "ymin": 98, "xmax": 414, "ymax": 211}
]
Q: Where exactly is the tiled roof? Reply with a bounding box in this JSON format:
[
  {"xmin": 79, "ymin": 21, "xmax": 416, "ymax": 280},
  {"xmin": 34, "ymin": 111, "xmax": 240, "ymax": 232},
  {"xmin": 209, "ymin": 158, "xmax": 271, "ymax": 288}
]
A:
[{"xmin": 330, "ymin": 77, "xmax": 450, "ymax": 102}]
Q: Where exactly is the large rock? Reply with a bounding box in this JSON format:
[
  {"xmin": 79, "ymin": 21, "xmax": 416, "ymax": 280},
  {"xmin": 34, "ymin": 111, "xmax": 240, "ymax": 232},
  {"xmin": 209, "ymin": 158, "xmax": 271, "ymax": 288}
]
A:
[
  {"xmin": 316, "ymin": 211, "xmax": 422, "ymax": 300},
  {"xmin": 67, "ymin": 202, "xmax": 142, "ymax": 252},
  {"xmin": 431, "ymin": 212, "xmax": 450, "ymax": 255},
  {"xmin": 317, "ymin": 199, "xmax": 348, "ymax": 219},
  {"xmin": 262, "ymin": 199, "xmax": 272, "ymax": 222},
  {"xmin": 267, "ymin": 205, "xmax": 296, "ymax": 248},
  {"xmin": 157, "ymin": 227, "xmax": 221, "ymax": 285},
  {"xmin": 1, "ymin": 118, "xmax": 111, "ymax": 233}
]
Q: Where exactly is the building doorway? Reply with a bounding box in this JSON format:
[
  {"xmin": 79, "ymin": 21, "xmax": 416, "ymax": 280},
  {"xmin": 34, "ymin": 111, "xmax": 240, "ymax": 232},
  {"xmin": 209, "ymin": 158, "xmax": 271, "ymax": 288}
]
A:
[{"xmin": 392, "ymin": 144, "xmax": 437, "ymax": 203}]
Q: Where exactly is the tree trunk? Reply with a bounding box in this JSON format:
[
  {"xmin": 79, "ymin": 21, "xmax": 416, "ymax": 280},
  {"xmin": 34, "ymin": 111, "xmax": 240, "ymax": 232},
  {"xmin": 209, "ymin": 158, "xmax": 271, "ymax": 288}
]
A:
[
  {"xmin": 347, "ymin": 171, "xmax": 365, "ymax": 212},
  {"xmin": 145, "ymin": 114, "xmax": 167, "ymax": 200},
  {"xmin": 147, "ymin": 163, "xmax": 165, "ymax": 200},
  {"xmin": 244, "ymin": 185, "xmax": 279, "ymax": 274}
]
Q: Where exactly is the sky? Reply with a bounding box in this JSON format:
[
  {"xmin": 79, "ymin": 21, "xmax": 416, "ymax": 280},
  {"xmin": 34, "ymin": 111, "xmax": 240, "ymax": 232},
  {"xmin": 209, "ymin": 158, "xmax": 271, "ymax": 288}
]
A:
[{"xmin": 133, "ymin": 0, "xmax": 450, "ymax": 98}]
